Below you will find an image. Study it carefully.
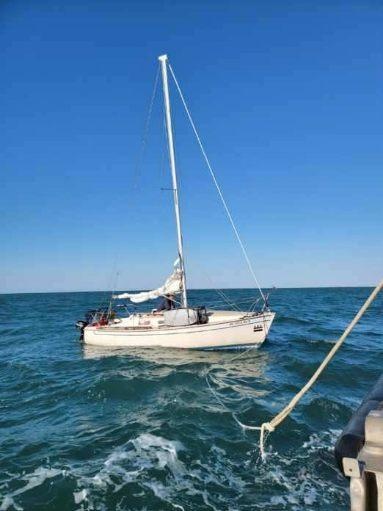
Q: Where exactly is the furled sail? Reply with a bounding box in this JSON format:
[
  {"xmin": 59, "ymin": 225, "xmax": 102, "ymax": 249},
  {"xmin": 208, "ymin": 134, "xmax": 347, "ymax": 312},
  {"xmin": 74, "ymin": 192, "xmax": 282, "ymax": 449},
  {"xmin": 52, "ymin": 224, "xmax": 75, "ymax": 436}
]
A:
[{"xmin": 113, "ymin": 259, "xmax": 182, "ymax": 303}]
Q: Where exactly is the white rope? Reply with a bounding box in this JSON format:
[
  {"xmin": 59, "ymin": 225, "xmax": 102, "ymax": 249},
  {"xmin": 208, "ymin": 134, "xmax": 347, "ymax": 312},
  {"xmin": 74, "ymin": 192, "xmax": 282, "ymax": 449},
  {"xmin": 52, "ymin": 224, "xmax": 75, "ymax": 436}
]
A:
[
  {"xmin": 132, "ymin": 64, "xmax": 160, "ymax": 189},
  {"xmin": 257, "ymin": 279, "xmax": 383, "ymax": 455},
  {"xmin": 206, "ymin": 279, "xmax": 383, "ymax": 461},
  {"xmin": 168, "ymin": 63, "xmax": 266, "ymax": 304}
]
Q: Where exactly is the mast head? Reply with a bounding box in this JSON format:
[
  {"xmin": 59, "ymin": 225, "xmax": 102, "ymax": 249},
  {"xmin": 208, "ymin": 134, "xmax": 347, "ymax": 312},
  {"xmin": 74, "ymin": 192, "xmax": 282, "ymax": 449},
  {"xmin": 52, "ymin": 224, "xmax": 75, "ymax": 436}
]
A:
[{"xmin": 158, "ymin": 54, "xmax": 168, "ymax": 62}]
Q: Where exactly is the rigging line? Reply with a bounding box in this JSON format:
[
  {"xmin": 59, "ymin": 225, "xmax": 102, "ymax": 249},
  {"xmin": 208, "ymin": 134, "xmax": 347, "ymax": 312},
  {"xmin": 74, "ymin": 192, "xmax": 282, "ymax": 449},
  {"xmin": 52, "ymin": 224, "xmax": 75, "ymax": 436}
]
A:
[
  {"xmin": 132, "ymin": 64, "xmax": 160, "ymax": 190},
  {"xmin": 106, "ymin": 65, "xmax": 159, "ymax": 305},
  {"xmin": 108, "ymin": 270, "xmax": 120, "ymax": 315},
  {"xmin": 208, "ymin": 296, "xmax": 261, "ymax": 307},
  {"xmin": 168, "ymin": 62, "xmax": 266, "ymax": 303},
  {"xmin": 214, "ymin": 287, "xmax": 241, "ymax": 312},
  {"xmin": 192, "ymin": 259, "xmax": 242, "ymax": 311}
]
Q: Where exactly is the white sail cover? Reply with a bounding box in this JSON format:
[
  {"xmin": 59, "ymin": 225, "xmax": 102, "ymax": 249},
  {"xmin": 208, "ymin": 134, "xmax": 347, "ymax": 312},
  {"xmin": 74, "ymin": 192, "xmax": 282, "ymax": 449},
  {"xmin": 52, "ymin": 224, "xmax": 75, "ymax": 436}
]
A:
[{"xmin": 113, "ymin": 259, "xmax": 182, "ymax": 303}]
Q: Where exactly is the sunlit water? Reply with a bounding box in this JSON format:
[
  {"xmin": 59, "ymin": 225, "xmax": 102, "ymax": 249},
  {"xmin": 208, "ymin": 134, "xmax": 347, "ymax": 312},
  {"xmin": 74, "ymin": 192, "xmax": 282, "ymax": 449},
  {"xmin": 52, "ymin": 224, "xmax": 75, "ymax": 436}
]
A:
[{"xmin": 1, "ymin": 287, "xmax": 382, "ymax": 510}]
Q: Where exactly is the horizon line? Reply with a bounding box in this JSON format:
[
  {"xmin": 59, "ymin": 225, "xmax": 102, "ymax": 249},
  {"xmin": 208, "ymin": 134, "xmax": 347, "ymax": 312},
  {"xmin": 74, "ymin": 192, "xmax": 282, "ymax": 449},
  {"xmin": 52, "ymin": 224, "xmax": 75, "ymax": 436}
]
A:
[{"xmin": 0, "ymin": 284, "xmax": 376, "ymax": 296}]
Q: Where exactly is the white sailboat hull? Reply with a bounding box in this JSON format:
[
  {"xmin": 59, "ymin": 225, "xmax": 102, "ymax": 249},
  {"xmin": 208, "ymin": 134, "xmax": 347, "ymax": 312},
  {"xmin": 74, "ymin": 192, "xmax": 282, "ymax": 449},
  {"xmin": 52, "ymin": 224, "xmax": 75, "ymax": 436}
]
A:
[
  {"xmin": 77, "ymin": 57, "xmax": 276, "ymax": 351},
  {"xmin": 83, "ymin": 311, "xmax": 275, "ymax": 350}
]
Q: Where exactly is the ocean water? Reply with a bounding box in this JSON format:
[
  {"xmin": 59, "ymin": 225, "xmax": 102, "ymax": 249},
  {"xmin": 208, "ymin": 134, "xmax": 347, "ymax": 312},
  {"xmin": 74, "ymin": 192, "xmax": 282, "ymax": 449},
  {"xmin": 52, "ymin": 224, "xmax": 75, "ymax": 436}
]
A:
[{"xmin": 1, "ymin": 287, "xmax": 382, "ymax": 511}]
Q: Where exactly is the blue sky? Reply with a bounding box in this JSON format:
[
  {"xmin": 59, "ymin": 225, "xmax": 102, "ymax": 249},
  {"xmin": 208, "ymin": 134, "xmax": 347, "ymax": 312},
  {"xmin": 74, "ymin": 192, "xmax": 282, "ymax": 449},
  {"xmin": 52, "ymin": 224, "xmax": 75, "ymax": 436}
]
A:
[{"xmin": 1, "ymin": 0, "xmax": 382, "ymax": 293}]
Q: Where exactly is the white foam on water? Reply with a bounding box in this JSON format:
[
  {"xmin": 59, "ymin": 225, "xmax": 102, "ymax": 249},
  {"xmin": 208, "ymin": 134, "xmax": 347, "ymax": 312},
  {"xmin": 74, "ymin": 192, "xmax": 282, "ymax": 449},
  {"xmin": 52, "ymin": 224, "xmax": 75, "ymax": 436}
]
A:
[
  {"xmin": 255, "ymin": 429, "xmax": 347, "ymax": 510},
  {"xmin": 131, "ymin": 433, "xmax": 186, "ymax": 476},
  {"xmin": 0, "ymin": 496, "xmax": 23, "ymax": 511},
  {"xmin": 68, "ymin": 433, "xmax": 189, "ymax": 510},
  {"xmin": 0, "ymin": 467, "xmax": 63, "ymax": 511},
  {"xmin": 302, "ymin": 429, "xmax": 341, "ymax": 452},
  {"xmin": 0, "ymin": 429, "xmax": 348, "ymax": 510},
  {"xmin": 73, "ymin": 488, "xmax": 87, "ymax": 504},
  {"xmin": 74, "ymin": 431, "xmax": 251, "ymax": 510}
]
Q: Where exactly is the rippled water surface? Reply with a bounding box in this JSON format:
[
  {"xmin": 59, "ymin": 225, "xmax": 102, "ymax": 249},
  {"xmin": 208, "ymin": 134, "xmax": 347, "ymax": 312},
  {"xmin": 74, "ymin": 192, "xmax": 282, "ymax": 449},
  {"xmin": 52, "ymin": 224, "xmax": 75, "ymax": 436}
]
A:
[{"xmin": 1, "ymin": 287, "xmax": 382, "ymax": 510}]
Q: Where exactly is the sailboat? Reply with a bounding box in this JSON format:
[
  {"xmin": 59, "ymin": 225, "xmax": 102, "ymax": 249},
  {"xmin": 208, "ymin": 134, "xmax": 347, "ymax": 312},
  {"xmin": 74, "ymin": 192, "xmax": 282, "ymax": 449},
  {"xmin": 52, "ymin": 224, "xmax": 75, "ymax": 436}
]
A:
[{"xmin": 76, "ymin": 55, "xmax": 275, "ymax": 350}]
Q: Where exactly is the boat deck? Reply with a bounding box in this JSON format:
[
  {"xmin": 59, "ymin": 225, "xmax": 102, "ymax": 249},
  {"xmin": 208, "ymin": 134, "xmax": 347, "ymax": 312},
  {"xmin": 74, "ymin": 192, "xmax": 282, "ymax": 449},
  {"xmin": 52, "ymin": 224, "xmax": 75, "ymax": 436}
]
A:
[{"xmin": 101, "ymin": 310, "xmax": 261, "ymax": 331}]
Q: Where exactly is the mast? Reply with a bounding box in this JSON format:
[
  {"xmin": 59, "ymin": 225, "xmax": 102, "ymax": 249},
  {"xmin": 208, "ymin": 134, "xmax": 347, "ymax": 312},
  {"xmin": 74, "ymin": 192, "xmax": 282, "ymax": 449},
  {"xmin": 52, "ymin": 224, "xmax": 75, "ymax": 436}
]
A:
[{"xmin": 158, "ymin": 54, "xmax": 188, "ymax": 308}]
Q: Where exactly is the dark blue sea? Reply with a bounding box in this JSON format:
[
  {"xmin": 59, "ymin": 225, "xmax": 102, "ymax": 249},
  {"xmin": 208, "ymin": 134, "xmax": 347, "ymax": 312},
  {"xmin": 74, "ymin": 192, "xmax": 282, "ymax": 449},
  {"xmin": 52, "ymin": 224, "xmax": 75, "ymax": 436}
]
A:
[{"xmin": 1, "ymin": 287, "xmax": 382, "ymax": 510}]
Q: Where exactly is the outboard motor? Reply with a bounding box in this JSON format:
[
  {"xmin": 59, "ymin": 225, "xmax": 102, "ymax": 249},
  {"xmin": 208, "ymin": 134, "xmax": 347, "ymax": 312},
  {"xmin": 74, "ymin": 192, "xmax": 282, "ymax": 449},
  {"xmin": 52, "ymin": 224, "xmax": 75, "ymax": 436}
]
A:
[
  {"xmin": 75, "ymin": 319, "xmax": 88, "ymax": 340},
  {"xmin": 75, "ymin": 308, "xmax": 115, "ymax": 340}
]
